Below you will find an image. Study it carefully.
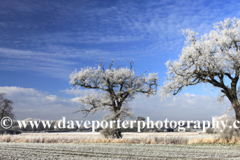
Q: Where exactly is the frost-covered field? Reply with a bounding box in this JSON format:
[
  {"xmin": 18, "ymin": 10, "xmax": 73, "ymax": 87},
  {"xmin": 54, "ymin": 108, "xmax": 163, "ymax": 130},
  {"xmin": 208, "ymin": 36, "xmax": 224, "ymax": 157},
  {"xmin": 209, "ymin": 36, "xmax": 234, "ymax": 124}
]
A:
[
  {"xmin": 1, "ymin": 142, "xmax": 240, "ymax": 159},
  {"xmin": 0, "ymin": 132, "xmax": 216, "ymax": 144},
  {"xmin": 0, "ymin": 132, "xmax": 239, "ymax": 159}
]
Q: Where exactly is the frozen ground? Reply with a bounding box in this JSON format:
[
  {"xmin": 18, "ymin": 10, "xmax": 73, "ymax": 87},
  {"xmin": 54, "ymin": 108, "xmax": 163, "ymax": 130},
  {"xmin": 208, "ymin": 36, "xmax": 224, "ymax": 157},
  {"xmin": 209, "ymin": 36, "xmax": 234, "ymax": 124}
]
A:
[
  {"xmin": 0, "ymin": 132, "xmax": 227, "ymax": 159},
  {"xmin": 1, "ymin": 142, "xmax": 240, "ymax": 159}
]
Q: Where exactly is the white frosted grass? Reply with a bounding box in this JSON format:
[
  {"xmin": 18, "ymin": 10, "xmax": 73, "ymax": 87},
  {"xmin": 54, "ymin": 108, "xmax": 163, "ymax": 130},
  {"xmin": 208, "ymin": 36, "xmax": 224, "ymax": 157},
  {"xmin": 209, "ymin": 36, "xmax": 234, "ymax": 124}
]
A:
[
  {"xmin": 21, "ymin": 132, "xmax": 101, "ymax": 135},
  {"xmin": 0, "ymin": 132, "xmax": 217, "ymax": 144}
]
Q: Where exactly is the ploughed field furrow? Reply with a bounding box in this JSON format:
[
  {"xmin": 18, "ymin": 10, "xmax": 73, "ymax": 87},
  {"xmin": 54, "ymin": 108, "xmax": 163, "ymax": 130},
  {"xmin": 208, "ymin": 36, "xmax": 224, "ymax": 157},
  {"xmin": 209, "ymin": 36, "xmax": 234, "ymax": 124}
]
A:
[{"xmin": 0, "ymin": 143, "xmax": 240, "ymax": 160}]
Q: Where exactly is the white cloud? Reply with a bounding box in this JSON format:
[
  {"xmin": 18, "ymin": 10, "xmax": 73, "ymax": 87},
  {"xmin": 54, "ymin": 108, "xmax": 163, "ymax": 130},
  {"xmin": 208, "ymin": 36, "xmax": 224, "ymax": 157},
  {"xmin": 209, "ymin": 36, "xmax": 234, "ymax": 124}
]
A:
[
  {"xmin": 0, "ymin": 86, "xmax": 103, "ymax": 120},
  {"xmin": 129, "ymin": 93, "xmax": 231, "ymax": 121},
  {"xmin": 60, "ymin": 89, "xmax": 97, "ymax": 96},
  {"xmin": 2, "ymin": 1, "xmax": 240, "ymax": 79},
  {"xmin": 61, "ymin": 89, "xmax": 105, "ymax": 104},
  {"xmin": 0, "ymin": 86, "xmax": 233, "ymax": 121},
  {"xmin": 0, "ymin": 47, "xmax": 127, "ymax": 79}
]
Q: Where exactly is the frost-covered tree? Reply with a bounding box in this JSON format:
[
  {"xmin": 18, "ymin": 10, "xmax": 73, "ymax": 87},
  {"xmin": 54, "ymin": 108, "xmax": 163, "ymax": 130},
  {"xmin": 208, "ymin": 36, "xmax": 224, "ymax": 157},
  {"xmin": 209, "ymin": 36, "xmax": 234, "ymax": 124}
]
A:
[
  {"xmin": 161, "ymin": 18, "xmax": 240, "ymax": 121},
  {"xmin": 70, "ymin": 60, "xmax": 158, "ymax": 138},
  {"xmin": 0, "ymin": 93, "xmax": 15, "ymax": 120}
]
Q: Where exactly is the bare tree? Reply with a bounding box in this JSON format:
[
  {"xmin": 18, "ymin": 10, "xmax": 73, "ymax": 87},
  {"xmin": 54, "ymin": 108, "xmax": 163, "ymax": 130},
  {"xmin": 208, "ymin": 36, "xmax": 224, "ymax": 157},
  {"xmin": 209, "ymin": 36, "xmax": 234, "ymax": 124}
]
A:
[
  {"xmin": 70, "ymin": 60, "xmax": 158, "ymax": 138},
  {"xmin": 137, "ymin": 116, "xmax": 145, "ymax": 122},
  {"xmin": 0, "ymin": 93, "xmax": 15, "ymax": 120},
  {"xmin": 161, "ymin": 18, "xmax": 240, "ymax": 121}
]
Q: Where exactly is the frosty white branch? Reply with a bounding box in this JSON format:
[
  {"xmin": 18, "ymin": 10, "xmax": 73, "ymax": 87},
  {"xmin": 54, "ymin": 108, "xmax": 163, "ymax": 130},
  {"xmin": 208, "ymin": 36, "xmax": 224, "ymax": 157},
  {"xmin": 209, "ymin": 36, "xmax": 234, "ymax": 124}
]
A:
[
  {"xmin": 161, "ymin": 18, "xmax": 240, "ymax": 121},
  {"xmin": 70, "ymin": 60, "xmax": 158, "ymax": 137}
]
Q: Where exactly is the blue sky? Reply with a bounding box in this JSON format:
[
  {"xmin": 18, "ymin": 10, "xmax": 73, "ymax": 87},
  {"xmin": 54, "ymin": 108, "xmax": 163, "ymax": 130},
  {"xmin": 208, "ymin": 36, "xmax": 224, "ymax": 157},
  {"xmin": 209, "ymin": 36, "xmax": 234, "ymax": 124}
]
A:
[{"xmin": 0, "ymin": 0, "xmax": 239, "ymax": 120}]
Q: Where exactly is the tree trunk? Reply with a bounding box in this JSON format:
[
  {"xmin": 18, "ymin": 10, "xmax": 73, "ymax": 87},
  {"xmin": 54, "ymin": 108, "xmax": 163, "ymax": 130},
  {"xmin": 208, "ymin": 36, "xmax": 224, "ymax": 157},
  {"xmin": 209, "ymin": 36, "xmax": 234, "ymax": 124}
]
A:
[
  {"xmin": 115, "ymin": 128, "xmax": 122, "ymax": 139},
  {"xmin": 232, "ymin": 101, "xmax": 240, "ymax": 122},
  {"xmin": 234, "ymin": 107, "xmax": 240, "ymax": 122},
  {"xmin": 232, "ymin": 105, "xmax": 240, "ymax": 130},
  {"xmin": 113, "ymin": 110, "xmax": 122, "ymax": 139}
]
